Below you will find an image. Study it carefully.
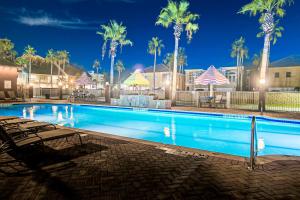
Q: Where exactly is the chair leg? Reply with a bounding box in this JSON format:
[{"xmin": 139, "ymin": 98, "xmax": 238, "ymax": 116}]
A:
[{"xmin": 77, "ymin": 133, "xmax": 83, "ymax": 145}]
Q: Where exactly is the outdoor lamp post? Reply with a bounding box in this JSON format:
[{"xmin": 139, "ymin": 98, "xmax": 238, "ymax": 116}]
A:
[
  {"xmin": 259, "ymin": 78, "xmax": 266, "ymax": 113},
  {"xmin": 105, "ymin": 82, "xmax": 110, "ymax": 103}
]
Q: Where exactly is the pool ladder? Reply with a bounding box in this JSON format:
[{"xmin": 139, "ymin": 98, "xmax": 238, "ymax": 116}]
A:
[{"xmin": 249, "ymin": 116, "xmax": 258, "ymax": 170}]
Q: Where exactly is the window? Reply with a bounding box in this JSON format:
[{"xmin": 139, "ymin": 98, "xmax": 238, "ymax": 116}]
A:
[
  {"xmin": 286, "ymin": 72, "xmax": 291, "ymax": 78},
  {"xmin": 4, "ymin": 80, "xmax": 11, "ymax": 89},
  {"xmin": 274, "ymin": 72, "xmax": 280, "ymax": 78}
]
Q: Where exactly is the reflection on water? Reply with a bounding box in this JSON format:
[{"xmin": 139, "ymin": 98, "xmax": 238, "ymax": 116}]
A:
[
  {"xmin": 164, "ymin": 127, "xmax": 170, "ymax": 137},
  {"xmin": 23, "ymin": 108, "xmax": 26, "ymax": 118},
  {"xmin": 171, "ymin": 117, "xmax": 176, "ymax": 145},
  {"xmin": 52, "ymin": 106, "xmax": 58, "ymax": 115},
  {"xmin": 29, "ymin": 107, "xmax": 34, "ymax": 120}
]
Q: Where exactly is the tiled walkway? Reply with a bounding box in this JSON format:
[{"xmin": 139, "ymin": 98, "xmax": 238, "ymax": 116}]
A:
[{"xmin": 1, "ymin": 134, "xmax": 299, "ymax": 200}]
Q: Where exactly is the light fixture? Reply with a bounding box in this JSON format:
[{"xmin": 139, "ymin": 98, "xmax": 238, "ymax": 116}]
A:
[
  {"xmin": 165, "ymin": 80, "xmax": 170, "ymax": 86},
  {"xmin": 259, "ymin": 79, "xmax": 266, "ymax": 84}
]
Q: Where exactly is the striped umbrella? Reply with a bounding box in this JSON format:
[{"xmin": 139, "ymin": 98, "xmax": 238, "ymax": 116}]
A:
[
  {"xmin": 194, "ymin": 65, "xmax": 229, "ymax": 96},
  {"xmin": 124, "ymin": 70, "xmax": 150, "ymax": 87},
  {"xmin": 75, "ymin": 72, "xmax": 93, "ymax": 88}
]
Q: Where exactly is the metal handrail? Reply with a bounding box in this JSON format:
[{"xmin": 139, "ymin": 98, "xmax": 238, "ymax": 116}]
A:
[{"xmin": 249, "ymin": 116, "xmax": 257, "ymax": 170}]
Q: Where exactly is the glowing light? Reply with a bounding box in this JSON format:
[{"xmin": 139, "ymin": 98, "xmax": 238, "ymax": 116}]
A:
[
  {"xmin": 259, "ymin": 79, "xmax": 266, "ymax": 84},
  {"xmin": 165, "ymin": 80, "xmax": 170, "ymax": 86}
]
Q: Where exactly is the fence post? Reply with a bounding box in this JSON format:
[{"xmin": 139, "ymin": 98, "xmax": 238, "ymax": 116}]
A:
[
  {"xmin": 226, "ymin": 91, "xmax": 231, "ymax": 109},
  {"xmin": 195, "ymin": 91, "xmax": 199, "ymax": 107}
]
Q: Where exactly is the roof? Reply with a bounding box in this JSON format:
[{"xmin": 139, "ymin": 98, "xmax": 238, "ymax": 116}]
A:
[
  {"xmin": 143, "ymin": 64, "xmax": 170, "ymax": 73},
  {"xmin": 270, "ymin": 55, "xmax": 300, "ymax": 67},
  {"xmin": 31, "ymin": 63, "xmax": 84, "ymax": 76},
  {"xmin": 1, "ymin": 59, "xmax": 84, "ymax": 76},
  {"xmin": 0, "ymin": 59, "xmax": 16, "ymax": 66}
]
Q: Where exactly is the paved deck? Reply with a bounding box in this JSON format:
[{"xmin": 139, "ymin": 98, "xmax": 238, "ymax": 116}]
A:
[{"xmin": 1, "ymin": 133, "xmax": 299, "ymax": 200}]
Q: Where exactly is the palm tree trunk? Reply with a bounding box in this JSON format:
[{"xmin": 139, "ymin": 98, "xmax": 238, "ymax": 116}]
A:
[
  {"xmin": 236, "ymin": 55, "xmax": 239, "ymax": 90},
  {"xmin": 259, "ymin": 33, "xmax": 271, "ymax": 112},
  {"xmin": 110, "ymin": 54, "xmax": 115, "ymax": 99},
  {"xmin": 63, "ymin": 59, "xmax": 66, "ymax": 80},
  {"xmin": 110, "ymin": 55, "xmax": 115, "ymax": 85},
  {"xmin": 96, "ymin": 67, "xmax": 99, "ymax": 90},
  {"xmin": 153, "ymin": 50, "xmax": 157, "ymax": 91},
  {"xmin": 171, "ymin": 37, "xmax": 179, "ymax": 105},
  {"xmin": 118, "ymin": 71, "xmax": 121, "ymax": 88},
  {"xmin": 50, "ymin": 62, "xmax": 53, "ymax": 88},
  {"xmin": 28, "ymin": 60, "xmax": 32, "ymax": 85}
]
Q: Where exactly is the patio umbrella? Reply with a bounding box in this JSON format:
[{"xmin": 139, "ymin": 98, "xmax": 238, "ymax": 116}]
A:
[
  {"xmin": 124, "ymin": 70, "xmax": 150, "ymax": 87},
  {"xmin": 194, "ymin": 65, "xmax": 229, "ymax": 96},
  {"xmin": 75, "ymin": 72, "xmax": 93, "ymax": 88}
]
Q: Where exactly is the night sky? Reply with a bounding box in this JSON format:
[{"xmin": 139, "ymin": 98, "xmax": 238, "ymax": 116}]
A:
[{"xmin": 1, "ymin": 0, "xmax": 300, "ymax": 74}]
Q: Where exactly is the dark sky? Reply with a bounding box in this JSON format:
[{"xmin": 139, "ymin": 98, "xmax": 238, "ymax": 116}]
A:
[{"xmin": 1, "ymin": 0, "xmax": 300, "ymax": 74}]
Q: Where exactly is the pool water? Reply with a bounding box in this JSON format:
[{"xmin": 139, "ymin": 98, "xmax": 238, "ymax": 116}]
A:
[{"xmin": 1, "ymin": 104, "xmax": 300, "ymax": 157}]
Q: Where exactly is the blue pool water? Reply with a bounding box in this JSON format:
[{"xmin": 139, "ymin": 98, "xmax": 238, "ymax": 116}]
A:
[{"xmin": 0, "ymin": 104, "xmax": 300, "ymax": 157}]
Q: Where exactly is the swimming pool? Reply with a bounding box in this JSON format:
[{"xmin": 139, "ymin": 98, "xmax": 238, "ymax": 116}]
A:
[{"xmin": 1, "ymin": 103, "xmax": 300, "ymax": 157}]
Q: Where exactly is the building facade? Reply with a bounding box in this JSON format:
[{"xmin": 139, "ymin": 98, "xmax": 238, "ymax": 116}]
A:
[
  {"xmin": 0, "ymin": 65, "xmax": 18, "ymax": 94},
  {"xmin": 142, "ymin": 64, "xmax": 185, "ymax": 90},
  {"xmin": 246, "ymin": 55, "xmax": 300, "ymax": 91}
]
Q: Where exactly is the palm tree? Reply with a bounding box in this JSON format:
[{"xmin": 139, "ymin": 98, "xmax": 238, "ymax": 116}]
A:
[
  {"xmin": 178, "ymin": 47, "xmax": 188, "ymax": 74},
  {"xmin": 45, "ymin": 49, "xmax": 56, "ymax": 88},
  {"xmin": 93, "ymin": 59, "xmax": 101, "ymax": 74},
  {"xmin": 252, "ymin": 53, "xmax": 262, "ymax": 70},
  {"xmin": 148, "ymin": 37, "xmax": 164, "ymax": 91},
  {"xmin": 163, "ymin": 53, "xmax": 175, "ymax": 88},
  {"xmin": 0, "ymin": 38, "xmax": 17, "ymax": 61},
  {"xmin": 230, "ymin": 37, "xmax": 248, "ymax": 90},
  {"xmin": 97, "ymin": 20, "xmax": 133, "ymax": 87},
  {"xmin": 156, "ymin": 0, "xmax": 199, "ymax": 104},
  {"xmin": 115, "ymin": 60, "xmax": 125, "ymax": 87},
  {"xmin": 239, "ymin": 0, "xmax": 294, "ymax": 110},
  {"xmin": 22, "ymin": 45, "xmax": 37, "ymax": 84},
  {"xmin": 56, "ymin": 50, "xmax": 69, "ymax": 81},
  {"xmin": 93, "ymin": 59, "xmax": 101, "ymax": 88}
]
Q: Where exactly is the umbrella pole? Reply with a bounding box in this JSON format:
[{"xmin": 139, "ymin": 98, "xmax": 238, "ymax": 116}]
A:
[{"xmin": 209, "ymin": 84, "xmax": 213, "ymax": 97}]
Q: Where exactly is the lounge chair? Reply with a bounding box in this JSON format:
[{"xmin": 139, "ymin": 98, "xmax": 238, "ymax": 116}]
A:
[
  {"xmin": 0, "ymin": 91, "xmax": 11, "ymax": 101},
  {"xmin": 7, "ymin": 91, "xmax": 23, "ymax": 101},
  {"xmin": 19, "ymin": 122, "xmax": 56, "ymax": 131},
  {"xmin": 0, "ymin": 125, "xmax": 83, "ymax": 153},
  {"xmin": 213, "ymin": 95, "xmax": 226, "ymax": 108},
  {"xmin": 0, "ymin": 116, "xmax": 18, "ymax": 121},
  {"xmin": 0, "ymin": 118, "xmax": 35, "ymax": 126},
  {"xmin": 198, "ymin": 96, "xmax": 213, "ymax": 108}
]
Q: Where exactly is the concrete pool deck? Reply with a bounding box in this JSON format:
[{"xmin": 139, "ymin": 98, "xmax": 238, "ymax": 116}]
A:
[{"xmin": 1, "ymin": 128, "xmax": 300, "ymax": 199}]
